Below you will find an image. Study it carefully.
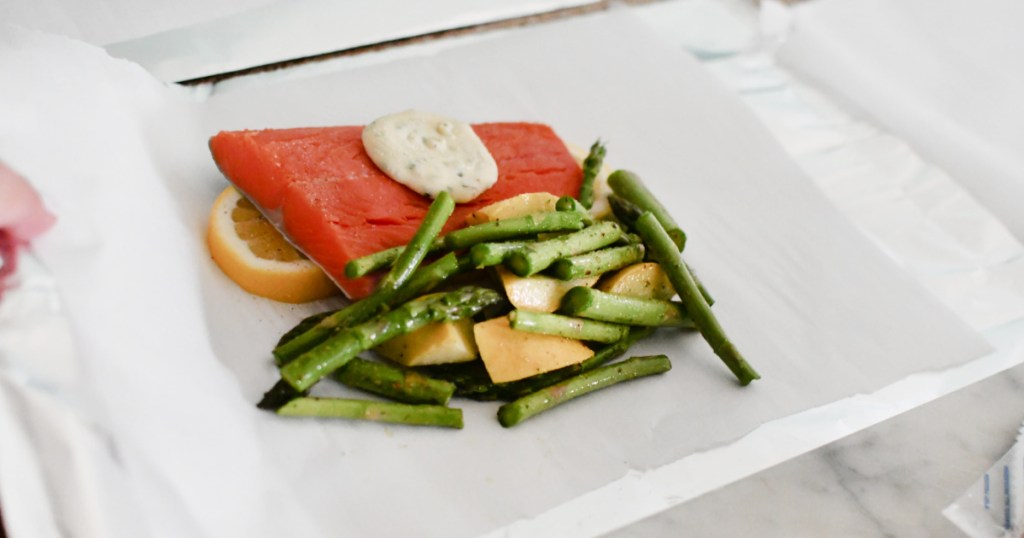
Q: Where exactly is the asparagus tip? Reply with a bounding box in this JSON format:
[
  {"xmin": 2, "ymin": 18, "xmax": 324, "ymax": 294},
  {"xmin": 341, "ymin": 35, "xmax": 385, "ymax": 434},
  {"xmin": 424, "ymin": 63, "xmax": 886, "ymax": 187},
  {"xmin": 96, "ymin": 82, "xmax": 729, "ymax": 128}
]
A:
[{"xmin": 256, "ymin": 379, "xmax": 303, "ymax": 411}]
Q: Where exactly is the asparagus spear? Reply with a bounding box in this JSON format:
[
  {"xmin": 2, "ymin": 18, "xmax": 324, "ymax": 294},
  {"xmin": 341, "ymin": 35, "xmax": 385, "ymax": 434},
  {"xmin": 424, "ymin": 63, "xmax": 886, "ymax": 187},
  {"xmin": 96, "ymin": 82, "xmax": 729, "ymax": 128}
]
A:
[
  {"xmin": 497, "ymin": 355, "xmax": 671, "ymax": 427},
  {"xmin": 278, "ymin": 397, "xmax": 463, "ymax": 429},
  {"xmin": 509, "ymin": 310, "xmax": 630, "ymax": 343},
  {"xmin": 257, "ymin": 380, "xmax": 305, "ymax": 410},
  {"xmin": 608, "ymin": 193, "xmax": 644, "ymax": 226},
  {"xmin": 577, "ymin": 326, "xmax": 655, "ymax": 371},
  {"xmin": 688, "ymin": 264, "xmax": 715, "ymax": 307},
  {"xmin": 421, "ymin": 326, "xmax": 654, "ymax": 401},
  {"xmin": 560, "ymin": 287, "xmax": 695, "ymax": 328},
  {"xmin": 376, "ymin": 191, "xmax": 454, "ymax": 292},
  {"xmin": 416, "ymin": 361, "xmax": 502, "ymax": 400},
  {"xmin": 608, "ymin": 170, "xmax": 686, "ymax": 251},
  {"xmin": 559, "ymin": 208, "xmax": 712, "ymax": 304},
  {"xmin": 469, "ymin": 240, "xmax": 527, "ymax": 268},
  {"xmin": 282, "ymin": 325, "xmax": 654, "ymax": 407},
  {"xmin": 617, "ymin": 233, "xmax": 643, "ymax": 245},
  {"xmin": 273, "ymin": 252, "xmax": 463, "ymax": 365},
  {"xmin": 549, "ymin": 244, "xmax": 645, "ymax": 280},
  {"xmin": 276, "ymin": 195, "xmax": 455, "ymax": 363},
  {"xmin": 275, "ymin": 310, "xmax": 331, "ymax": 348},
  {"xmin": 579, "ymin": 140, "xmax": 607, "ymax": 209},
  {"xmin": 505, "ymin": 221, "xmax": 623, "ymax": 277},
  {"xmin": 443, "ymin": 211, "xmax": 585, "ymax": 250},
  {"xmin": 555, "ymin": 196, "xmax": 595, "ymax": 225},
  {"xmin": 334, "ymin": 358, "xmax": 456, "ymax": 405},
  {"xmin": 635, "ymin": 211, "xmax": 759, "ymax": 385},
  {"xmin": 344, "ymin": 237, "xmax": 447, "ymax": 279},
  {"xmin": 280, "ymin": 286, "xmax": 504, "ymax": 392}
]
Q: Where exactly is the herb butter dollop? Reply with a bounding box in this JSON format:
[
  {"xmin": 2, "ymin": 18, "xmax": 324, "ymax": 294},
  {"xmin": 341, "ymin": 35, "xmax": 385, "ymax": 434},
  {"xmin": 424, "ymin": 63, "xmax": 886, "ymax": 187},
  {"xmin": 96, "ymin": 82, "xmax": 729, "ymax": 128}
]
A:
[{"xmin": 362, "ymin": 110, "xmax": 498, "ymax": 203}]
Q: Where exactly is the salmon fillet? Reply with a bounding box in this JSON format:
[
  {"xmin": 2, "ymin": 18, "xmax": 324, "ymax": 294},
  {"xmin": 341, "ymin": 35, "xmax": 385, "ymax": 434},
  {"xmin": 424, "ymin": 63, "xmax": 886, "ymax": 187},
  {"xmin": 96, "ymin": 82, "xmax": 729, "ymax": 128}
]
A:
[{"xmin": 209, "ymin": 123, "xmax": 583, "ymax": 299}]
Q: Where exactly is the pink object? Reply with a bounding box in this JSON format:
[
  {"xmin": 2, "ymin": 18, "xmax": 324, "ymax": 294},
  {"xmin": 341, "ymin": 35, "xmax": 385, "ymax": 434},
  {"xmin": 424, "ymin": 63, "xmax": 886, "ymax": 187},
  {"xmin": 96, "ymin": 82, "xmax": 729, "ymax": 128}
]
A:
[{"xmin": 0, "ymin": 162, "xmax": 55, "ymax": 296}]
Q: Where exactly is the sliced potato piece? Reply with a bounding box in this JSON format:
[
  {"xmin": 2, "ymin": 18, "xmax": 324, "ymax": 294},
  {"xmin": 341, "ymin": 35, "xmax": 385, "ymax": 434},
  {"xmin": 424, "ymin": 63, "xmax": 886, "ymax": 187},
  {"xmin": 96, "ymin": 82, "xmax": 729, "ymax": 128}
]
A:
[
  {"xmin": 598, "ymin": 262, "xmax": 675, "ymax": 301},
  {"xmin": 464, "ymin": 192, "xmax": 561, "ymax": 225},
  {"xmin": 496, "ymin": 266, "xmax": 599, "ymax": 313},
  {"xmin": 474, "ymin": 316, "xmax": 593, "ymax": 383},
  {"xmin": 374, "ymin": 319, "xmax": 478, "ymax": 366}
]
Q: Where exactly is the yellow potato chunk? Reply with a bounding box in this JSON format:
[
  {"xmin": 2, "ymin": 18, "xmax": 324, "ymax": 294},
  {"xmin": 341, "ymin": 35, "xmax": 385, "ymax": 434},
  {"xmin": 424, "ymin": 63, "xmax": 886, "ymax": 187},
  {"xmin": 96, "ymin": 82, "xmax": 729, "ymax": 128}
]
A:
[
  {"xmin": 464, "ymin": 192, "xmax": 561, "ymax": 225},
  {"xmin": 496, "ymin": 267, "xmax": 599, "ymax": 313},
  {"xmin": 374, "ymin": 319, "xmax": 478, "ymax": 366},
  {"xmin": 474, "ymin": 316, "xmax": 594, "ymax": 383},
  {"xmin": 598, "ymin": 262, "xmax": 676, "ymax": 301}
]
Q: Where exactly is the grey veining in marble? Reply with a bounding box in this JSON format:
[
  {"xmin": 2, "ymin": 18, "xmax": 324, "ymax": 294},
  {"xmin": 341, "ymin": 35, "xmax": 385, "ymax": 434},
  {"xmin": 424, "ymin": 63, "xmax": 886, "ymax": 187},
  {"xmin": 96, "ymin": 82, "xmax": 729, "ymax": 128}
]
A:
[{"xmin": 609, "ymin": 363, "xmax": 1024, "ymax": 537}]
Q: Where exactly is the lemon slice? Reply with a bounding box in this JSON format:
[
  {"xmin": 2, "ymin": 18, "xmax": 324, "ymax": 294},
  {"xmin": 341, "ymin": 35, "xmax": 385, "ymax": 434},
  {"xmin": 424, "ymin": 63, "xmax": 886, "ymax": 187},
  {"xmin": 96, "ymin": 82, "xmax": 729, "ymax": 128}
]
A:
[{"xmin": 207, "ymin": 186, "xmax": 339, "ymax": 303}]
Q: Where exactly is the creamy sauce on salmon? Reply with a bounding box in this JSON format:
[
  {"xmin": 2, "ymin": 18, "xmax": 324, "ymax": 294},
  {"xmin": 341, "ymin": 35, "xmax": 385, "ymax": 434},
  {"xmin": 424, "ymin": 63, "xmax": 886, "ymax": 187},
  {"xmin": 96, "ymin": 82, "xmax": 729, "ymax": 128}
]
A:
[{"xmin": 362, "ymin": 110, "xmax": 498, "ymax": 203}]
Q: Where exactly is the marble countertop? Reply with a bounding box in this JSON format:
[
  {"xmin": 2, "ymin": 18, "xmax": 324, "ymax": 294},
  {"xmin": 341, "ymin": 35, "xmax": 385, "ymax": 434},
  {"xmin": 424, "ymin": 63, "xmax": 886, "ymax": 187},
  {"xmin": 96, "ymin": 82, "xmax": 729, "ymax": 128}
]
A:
[{"xmin": 614, "ymin": 362, "xmax": 1024, "ymax": 536}]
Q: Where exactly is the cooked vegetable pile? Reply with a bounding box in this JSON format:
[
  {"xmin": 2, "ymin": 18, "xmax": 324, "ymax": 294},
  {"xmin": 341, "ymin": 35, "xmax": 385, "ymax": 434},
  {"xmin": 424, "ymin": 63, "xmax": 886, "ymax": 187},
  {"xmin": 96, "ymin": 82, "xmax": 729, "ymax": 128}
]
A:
[{"xmin": 258, "ymin": 142, "xmax": 760, "ymax": 428}]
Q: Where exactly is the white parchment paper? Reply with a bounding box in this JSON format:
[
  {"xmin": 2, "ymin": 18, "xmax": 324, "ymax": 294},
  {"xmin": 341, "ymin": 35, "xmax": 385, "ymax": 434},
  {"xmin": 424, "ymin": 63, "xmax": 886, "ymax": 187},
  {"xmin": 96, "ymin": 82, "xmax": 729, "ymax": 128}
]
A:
[
  {"xmin": 777, "ymin": 0, "xmax": 1024, "ymax": 243},
  {"xmin": 0, "ymin": 12, "xmax": 993, "ymax": 537}
]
